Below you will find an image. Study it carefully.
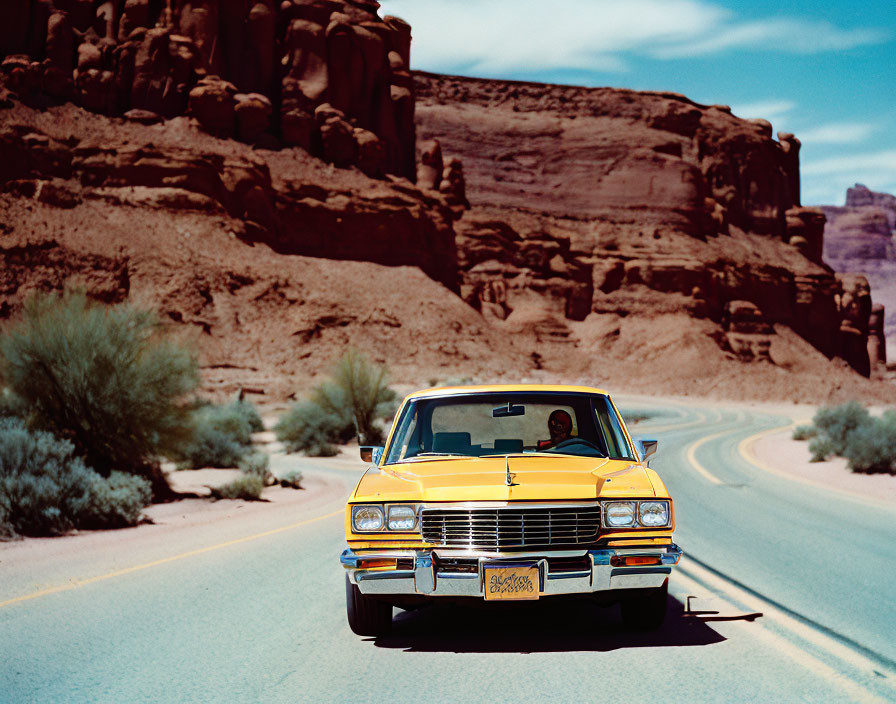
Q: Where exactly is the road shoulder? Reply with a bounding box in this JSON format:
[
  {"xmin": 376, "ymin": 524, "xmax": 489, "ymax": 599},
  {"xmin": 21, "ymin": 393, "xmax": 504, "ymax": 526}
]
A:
[{"xmin": 745, "ymin": 428, "xmax": 896, "ymax": 504}]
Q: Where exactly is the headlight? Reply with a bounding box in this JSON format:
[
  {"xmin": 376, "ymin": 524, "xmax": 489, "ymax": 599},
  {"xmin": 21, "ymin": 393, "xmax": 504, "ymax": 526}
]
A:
[
  {"xmin": 387, "ymin": 505, "xmax": 417, "ymax": 531},
  {"xmin": 604, "ymin": 501, "xmax": 636, "ymax": 527},
  {"xmin": 351, "ymin": 505, "xmax": 384, "ymax": 532},
  {"xmin": 639, "ymin": 500, "xmax": 670, "ymax": 527}
]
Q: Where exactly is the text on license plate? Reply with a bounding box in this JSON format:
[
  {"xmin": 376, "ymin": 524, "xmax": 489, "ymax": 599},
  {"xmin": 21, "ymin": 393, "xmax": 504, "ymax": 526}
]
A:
[{"xmin": 484, "ymin": 564, "xmax": 539, "ymax": 601}]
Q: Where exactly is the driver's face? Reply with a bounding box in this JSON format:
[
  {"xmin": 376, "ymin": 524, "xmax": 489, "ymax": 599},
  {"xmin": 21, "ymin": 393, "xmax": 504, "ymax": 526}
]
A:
[{"xmin": 548, "ymin": 411, "xmax": 572, "ymax": 442}]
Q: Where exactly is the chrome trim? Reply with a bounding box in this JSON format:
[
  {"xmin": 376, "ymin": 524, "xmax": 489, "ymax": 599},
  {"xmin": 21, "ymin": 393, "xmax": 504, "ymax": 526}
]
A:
[
  {"xmin": 340, "ymin": 543, "xmax": 682, "ymax": 597},
  {"xmin": 420, "ymin": 503, "xmax": 602, "ymax": 551}
]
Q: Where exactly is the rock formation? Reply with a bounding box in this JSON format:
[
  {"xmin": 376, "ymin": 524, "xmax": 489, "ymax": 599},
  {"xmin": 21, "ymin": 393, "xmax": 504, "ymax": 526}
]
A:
[
  {"xmin": 822, "ymin": 184, "xmax": 896, "ymax": 366},
  {"xmin": 0, "ymin": 0, "xmax": 417, "ymax": 178},
  {"xmin": 414, "ymin": 71, "xmax": 883, "ymax": 378}
]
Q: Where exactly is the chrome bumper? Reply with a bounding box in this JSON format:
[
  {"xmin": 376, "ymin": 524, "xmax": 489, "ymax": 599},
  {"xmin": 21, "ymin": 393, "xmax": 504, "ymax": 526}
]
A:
[{"xmin": 341, "ymin": 544, "xmax": 682, "ymax": 598}]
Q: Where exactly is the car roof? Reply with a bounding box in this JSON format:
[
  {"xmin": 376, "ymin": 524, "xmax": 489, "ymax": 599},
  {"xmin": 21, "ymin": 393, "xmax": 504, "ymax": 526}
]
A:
[{"xmin": 405, "ymin": 384, "xmax": 611, "ymax": 400}]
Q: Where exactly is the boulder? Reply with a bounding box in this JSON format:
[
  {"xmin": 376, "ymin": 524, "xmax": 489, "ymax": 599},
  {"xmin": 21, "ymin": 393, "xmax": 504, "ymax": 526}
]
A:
[
  {"xmin": 440, "ymin": 157, "xmax": 469, "ymax": 211},
  {"xmin": 416, "ymin": 139, "xmax": 442, "ymax": 190},
  {"xmin": 234, "ymin": 92, "xmax": 272, "ymax": 143},
  {"xmin": 354, "ymin": 127, "xmax": 386, "ymax": 177},
  {"xmin": 188, "ymin": 75, "xmax": 237, "ymax": 137},
  {"xmin": 315, "ymin": 103, "xmax": 355, "ymax": 167}
]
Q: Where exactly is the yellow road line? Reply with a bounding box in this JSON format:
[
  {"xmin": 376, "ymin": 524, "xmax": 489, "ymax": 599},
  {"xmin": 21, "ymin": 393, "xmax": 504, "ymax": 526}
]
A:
[
  {"xmin": 673, "ymin": 566, "xmax": 893, "ymax": 704},
  {"xmin": 684, "ymin": 429, "xmax": 729, "ymax": 485},
  {"xmin": 0, "ymin": 508, "xmax": 343, "ymax": 610},
  {"xmin": 737, "ymin": 426, "xmax": 895, "ymax": 510}
]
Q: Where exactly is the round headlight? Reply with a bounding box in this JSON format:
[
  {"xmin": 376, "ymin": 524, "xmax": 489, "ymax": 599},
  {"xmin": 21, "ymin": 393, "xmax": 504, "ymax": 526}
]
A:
[
  {"xmin": 352, "ymin": 505, "xmax": 384, "ymax": 532},
  {"xmin": 639, "ymin": 501, "xmax": 670, "ymax": 527},
  {"xmin": 387, "ymin": 505, "xmax": 416, "ymax": 531},
  {"xmin": 604, "ymin": 501, "xmax": 636, "ymax": 527}
]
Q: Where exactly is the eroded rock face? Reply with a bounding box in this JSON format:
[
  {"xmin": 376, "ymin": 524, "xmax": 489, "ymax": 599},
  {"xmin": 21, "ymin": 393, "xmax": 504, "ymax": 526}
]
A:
[
  {"xmin": 0, "ymin": 0, "xmax": 416, "ymax": 177},
  {"xmin": 415, "ymin": 72, "xmax": 878, "ymax": 377},
  {"xmin": 822, "ymin": 185, "xmax": 896, "ymax": 365},
  {"xmin": 0, "ymin": 121, "xmax": 456, "ymax": 291}
]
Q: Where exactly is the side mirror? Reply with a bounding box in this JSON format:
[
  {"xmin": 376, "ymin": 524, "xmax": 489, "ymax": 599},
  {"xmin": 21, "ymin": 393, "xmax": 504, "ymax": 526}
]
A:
[
  {"xmin": 636, "ymin": 439, "xmax": 658, "ymax": 463},
  {"xmin": 360, "ymin": 446, "xmax": 385, "ymax": 465}
]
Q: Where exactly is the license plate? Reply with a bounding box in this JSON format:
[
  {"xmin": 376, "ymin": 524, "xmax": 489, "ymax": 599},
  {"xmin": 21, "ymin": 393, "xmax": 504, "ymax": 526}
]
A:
[{"xmin": 483, "ymin": 564, "xmax": 539, "ymax": 601}]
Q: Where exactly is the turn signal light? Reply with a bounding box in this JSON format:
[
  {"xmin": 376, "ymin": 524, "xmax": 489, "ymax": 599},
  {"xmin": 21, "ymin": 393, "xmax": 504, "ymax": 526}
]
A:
[
  {"xmin": 611, "ymin": 555, "xmax": 662, "ymax": 567},
  {"xmin": 358, "ymin": 558, "xmax": 397, "ymax": 569}
]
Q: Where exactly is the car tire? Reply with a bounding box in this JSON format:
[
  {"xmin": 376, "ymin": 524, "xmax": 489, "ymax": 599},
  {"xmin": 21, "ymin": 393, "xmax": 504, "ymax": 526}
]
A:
[
  {"xmin": 620, "ymin": 578, "xmax": 668, "ymax": 630},
  {"xmin": 345, "ymin": 575, "xmax": 393, "ymax": 637}
]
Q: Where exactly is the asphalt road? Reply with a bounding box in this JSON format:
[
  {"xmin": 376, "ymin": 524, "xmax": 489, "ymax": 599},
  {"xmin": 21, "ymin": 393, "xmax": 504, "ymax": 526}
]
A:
[{"xmin": 1, "ymin": 401, "xmax": 894, "ymax": 703}]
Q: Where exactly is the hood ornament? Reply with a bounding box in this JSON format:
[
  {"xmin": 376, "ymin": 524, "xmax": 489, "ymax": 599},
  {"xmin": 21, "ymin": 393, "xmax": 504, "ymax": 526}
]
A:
[{"xmin": 505, "ymin": 456, "xmax": 517, "ymax": 487}]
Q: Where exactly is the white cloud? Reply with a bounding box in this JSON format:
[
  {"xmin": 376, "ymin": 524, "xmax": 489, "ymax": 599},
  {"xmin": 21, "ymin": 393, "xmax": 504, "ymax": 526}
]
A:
[
  {"xmin": 802, "ymin": 151, "xmax": 896, "ymax": 176},
  {"xmin": 729, "ymin": 100, "xmax": 796, "ymax": 124},
  {"xmin": 796, "ymin": 122, "xmax": 878, "ymax": 145},
  {"xmin": 379, "ymin": 0, "xmax": 887, "ymax": 76},
  {"xmin": 800, "ymin": 151, "xmax": 896, "ymax": 205},
  {"xmin": 652, "ymin": 18, "xmax": 887, "ymax": 58}
]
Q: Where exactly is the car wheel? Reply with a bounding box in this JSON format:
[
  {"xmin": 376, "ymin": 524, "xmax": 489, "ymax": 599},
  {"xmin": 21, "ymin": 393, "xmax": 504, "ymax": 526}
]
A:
[
  {"xmin": 345, "ymin": 575, "xmax": 393, "ymax": 637},
  {"xmin": 620, "ymin": 578, "xmax": 668, "ymax": 630}
]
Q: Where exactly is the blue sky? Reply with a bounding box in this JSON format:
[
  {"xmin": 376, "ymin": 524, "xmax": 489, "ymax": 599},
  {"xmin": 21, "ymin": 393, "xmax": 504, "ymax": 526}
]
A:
[{"xmin": 380, "ymin": 0, "xmax": 895, "ymax": 205}]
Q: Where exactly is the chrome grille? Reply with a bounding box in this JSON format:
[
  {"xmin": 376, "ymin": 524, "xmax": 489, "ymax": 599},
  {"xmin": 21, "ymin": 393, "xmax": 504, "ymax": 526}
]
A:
[{"xmin": 421, "ymin": 505, "xmax": 601, "ymax": 550}]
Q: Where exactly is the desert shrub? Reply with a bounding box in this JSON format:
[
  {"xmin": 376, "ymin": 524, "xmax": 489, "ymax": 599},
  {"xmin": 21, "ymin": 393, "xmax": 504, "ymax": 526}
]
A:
[
  {"xmin": 808, "ymin": 435, "xmax": 837, "ymax": 462},
  {"xmin": 178, "ymin": 419, "xmax": 246, "ymax": 468},
  {"xmin": 214, "ymin": 474, "xmax": 264, "ymax": 501},
  {"xmin": 0, "ymin": 388, "xmax": 25, "ymax": 419},
  {"xmin": 842, "ymin": 411, "xmax": 896, "ymax": 474},
  {"xmin": 178, "ymin": 400, "xmax": 263, "ymax": 469},
  {"xmin": 0, "ymin": 291, "xmax": 198, "ymax": 488},
  {"xmin": 0, "ymin": 418, "xmax": 150, "ymax": 537},
  {"xmin": 239, "ymin": 452, "xmax": 273, "ymax": 485},
  {"xmin": 811, "ymin": 402, "xmax": 870, "ymax": 456},
  {"xmin": 792, "ymin": 424, "xmax": 817, "ymax": 441},
  {"xmin": 274, "ymin": 401, "xmax": 344, "ymax": 456},
  {"xmin": 77, "ymin": 471, "xmax": 152, "ymax": 529},
  {"xmin": 279, "ymin": 469, "xmax": 303, "ymax": 490},
  {"xmin": 317, "ymin": 349, "xmax": 397, "ymax": 445},
  {"xmin": 234, "ymin": 399, "xmax": 265, "ymax": 433}
]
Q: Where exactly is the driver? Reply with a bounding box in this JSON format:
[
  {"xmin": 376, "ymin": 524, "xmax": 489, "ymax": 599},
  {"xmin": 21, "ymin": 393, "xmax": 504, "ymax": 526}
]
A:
[{"xmin": 538, "ymin": 409, "xmax": 572, "ymax": 449}]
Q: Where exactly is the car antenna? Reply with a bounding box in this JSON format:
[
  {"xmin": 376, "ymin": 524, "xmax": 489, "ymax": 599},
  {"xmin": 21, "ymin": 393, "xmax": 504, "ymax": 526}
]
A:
[{"xmin": 505, "ymin": 456, "xmax": 516, "ymax": 486}]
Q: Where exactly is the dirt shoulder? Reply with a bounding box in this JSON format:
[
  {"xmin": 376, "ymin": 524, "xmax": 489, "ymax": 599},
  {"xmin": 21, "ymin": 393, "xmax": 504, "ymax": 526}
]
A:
[{"xmin": 750, "ymin": 429, "xmax": 896, "ymax": 505}]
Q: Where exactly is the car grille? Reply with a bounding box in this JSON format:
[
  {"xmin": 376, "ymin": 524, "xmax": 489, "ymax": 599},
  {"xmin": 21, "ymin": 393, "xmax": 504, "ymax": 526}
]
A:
[{"xmin": 421, "ymin": 505, "xmax": 601, "ymax": 550}]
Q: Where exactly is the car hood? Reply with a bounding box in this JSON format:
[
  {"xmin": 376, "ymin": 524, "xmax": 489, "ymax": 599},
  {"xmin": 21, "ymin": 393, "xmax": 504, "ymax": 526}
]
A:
[{"xmin": 351, "ymin": 455, "xmax": 659, "ymax": 503}]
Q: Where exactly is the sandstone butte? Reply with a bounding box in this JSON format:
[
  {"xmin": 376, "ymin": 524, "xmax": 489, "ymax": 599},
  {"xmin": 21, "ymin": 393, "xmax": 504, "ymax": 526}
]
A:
[{"xmin": 0, "ymin": 0, "xmax": 892, "ymax": 404}]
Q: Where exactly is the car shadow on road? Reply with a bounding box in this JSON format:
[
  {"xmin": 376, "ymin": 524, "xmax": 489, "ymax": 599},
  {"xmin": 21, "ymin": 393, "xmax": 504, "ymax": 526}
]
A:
[{"xmin": 374, "ymin": 595, "xmax": 735, "ymax": 653}]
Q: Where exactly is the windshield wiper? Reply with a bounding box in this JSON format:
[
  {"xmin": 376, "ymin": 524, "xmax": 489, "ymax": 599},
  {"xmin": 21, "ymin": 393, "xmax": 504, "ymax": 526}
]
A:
[{"xmin": 414, "ymin": 452, "xmax": 468, "ymax": 457}]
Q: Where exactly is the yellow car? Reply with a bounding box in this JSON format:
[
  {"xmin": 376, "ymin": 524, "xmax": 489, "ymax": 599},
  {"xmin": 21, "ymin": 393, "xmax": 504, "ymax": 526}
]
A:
[{"xmin": 341, "ymin": 384, "xmax": 681, "ymax": 636}]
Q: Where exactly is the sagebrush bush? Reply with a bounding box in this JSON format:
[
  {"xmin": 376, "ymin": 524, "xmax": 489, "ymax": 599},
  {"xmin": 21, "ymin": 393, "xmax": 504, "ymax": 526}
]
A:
[
  {"xmin": 811, "ymin": 402, "xmax": 870, "ymax": 456},
  {"xmin": 214, "ymin": 475, "xmax": 264, "ymax": 501},
  {"xmin": 318, "ymin": 349, "xmax": 397, "ymax": 445},
  {"xmin": 279, "ymin": 469, "xmax": 303, "ymax": 490},
  {"xmin": 0, "ymin": 291, "xmax": 198, "ymax": 489},
  {"xmin": 792, "ymin": 424, "xmax": 817, "ymax": 441},
  {"xmin": 808, "ymin": 435, "xmax": 837, "ymax": 462},
  {"xmin": 274, "ymin": 402, "xmax": 344, "ymax": 456},
  {"xmin": 77, "ymin": 471, "xmax": 152, "ymax": 529},
  {"xmin": 178, "ymin": 400, "xmax": 263, "ymax": 469},
  {"xmin": 843, "ymin": 411, "xmax": 896, "ymax": 474},
  {"xmin": 0, "ymin": 388, "xmax": 24, "ymax": 419},
  {"xmin": 0, "ymin": 418, "xmax": 150, "ymax": 537},
  {"xmin": 239, "ymin": 452, "xmax": 273, "ymax": 485}
]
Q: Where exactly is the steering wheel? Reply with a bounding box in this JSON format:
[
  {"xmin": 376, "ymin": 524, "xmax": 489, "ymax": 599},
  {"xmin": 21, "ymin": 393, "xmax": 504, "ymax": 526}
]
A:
[{"xmin": 547, "ymin": 437, "xmax": 605, "ymax": 454}]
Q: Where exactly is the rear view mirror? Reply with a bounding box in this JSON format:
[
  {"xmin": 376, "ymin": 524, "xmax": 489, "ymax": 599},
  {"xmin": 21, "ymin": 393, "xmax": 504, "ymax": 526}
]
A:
[
  {"xmin": 360, "ymin": 446, "xmax": 384, "ymax": 464},
  {"xmin": 493, "ymin": 402, "xmax": 525, "ymax": 418}
]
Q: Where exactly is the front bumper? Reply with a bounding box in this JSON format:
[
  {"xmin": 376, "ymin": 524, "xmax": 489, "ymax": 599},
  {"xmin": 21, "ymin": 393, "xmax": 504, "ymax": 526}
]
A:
[{"xmin": 341, "ymin": 544, "xmax": 682, "ymax": 598}]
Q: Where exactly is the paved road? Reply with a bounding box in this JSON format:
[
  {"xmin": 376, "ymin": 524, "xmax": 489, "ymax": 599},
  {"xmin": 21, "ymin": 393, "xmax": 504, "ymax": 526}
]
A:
[{"xmin": 1, "ymin": 402, "xmax": 894, "ymax": 703}]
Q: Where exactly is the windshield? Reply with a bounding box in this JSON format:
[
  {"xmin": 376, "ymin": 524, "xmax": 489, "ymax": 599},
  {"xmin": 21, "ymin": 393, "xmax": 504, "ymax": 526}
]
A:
[{"xmin": 383, "ymin": 392, "xmax": 636, "ymax": 463}]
